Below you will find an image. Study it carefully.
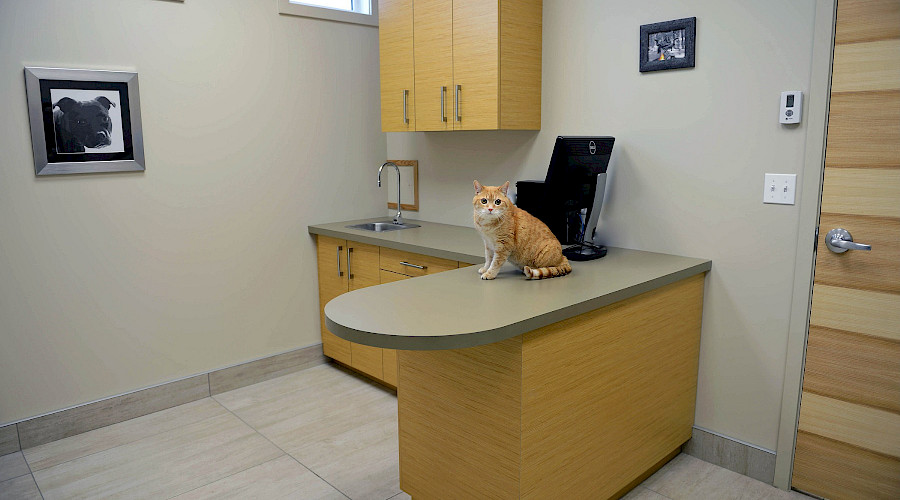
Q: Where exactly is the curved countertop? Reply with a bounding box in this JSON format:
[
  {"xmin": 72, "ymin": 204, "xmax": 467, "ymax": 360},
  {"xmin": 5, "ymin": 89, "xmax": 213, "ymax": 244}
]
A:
[{"xmin": 312, "ymin": 218, "xmax": 711, "ymax": 351}]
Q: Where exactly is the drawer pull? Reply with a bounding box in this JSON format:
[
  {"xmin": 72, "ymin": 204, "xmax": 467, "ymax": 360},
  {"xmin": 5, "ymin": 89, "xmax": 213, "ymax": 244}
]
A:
[
  {"xmin": 336, "ymin": 246, "xmax": 343, "ymax": 277},
  {"xmin": 348, "ymin": 247, "xmax": 354, "ymax": 279},
  {"xmin": 455, "ymin": 84, "xmax": 461, "ymax": 122},
  {"xmin": 400, "ymin": 261, "xmax": 426, "ymax": 270},
  {"xmin": 402, "ymin": 89, "xmax": 409, "ymax": 124}
]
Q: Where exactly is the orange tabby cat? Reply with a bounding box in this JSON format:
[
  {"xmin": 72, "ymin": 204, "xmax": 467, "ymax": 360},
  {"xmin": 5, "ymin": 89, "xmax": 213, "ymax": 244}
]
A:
[{"xmin": 473, "ymin": 180, "xmax": 572, "ymax": 280}]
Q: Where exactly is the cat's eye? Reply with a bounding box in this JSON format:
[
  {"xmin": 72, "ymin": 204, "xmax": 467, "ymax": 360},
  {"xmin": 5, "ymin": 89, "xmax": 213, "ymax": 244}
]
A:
[
  {"xmin": 481, "ymin": 198, "xmax": 487, "ymax": 204},
  {"xmin": 494, "ymin": 199, "xmax": 502, "ymax": 205}
]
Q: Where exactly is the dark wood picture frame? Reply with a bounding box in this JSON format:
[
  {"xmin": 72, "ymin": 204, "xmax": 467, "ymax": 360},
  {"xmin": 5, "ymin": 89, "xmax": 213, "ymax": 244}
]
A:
[{"xmin": 639, "ymin": 17, "xmax": 696, "ymax": 73}]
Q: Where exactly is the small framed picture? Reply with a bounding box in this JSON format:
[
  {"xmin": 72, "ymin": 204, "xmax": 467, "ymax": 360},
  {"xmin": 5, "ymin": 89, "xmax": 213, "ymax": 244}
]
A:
[
  {"xmin": 639, "ymin": 17, "xmax": 696, "ymax": 73},
  {"xmin": 24, "ymin": 67, "xmax": 145, "ymax": 175}
]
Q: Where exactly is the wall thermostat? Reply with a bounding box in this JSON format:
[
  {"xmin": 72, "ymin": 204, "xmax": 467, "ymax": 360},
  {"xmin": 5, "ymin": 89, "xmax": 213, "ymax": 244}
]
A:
[{"xmin": 780, "ymin": 91, "xmax": 802, "ymax": 124}]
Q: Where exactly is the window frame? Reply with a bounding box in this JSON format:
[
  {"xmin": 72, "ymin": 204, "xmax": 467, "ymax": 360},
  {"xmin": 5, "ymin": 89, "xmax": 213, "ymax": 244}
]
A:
[{"xmin": 277, "ymin": 0, "xmax": 379, "ymax": 27}]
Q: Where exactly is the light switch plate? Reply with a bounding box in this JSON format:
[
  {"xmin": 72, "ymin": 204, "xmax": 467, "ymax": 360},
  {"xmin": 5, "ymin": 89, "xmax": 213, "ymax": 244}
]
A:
[{"xmin": 763, "ymin": 173, "xmax": 796, "ymax": 205}]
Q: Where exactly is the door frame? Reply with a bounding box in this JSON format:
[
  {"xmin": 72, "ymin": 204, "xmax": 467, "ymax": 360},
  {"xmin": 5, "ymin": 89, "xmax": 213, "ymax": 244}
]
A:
[{"xmin": 773, "ymin": 0, "xmax": 838, "ymax": 490}]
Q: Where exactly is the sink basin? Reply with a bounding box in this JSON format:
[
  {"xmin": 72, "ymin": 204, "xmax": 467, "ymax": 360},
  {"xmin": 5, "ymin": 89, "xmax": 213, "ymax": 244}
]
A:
[{"xmin": 346, "ymin": 221, "xmax": 421, "ymax": 232}]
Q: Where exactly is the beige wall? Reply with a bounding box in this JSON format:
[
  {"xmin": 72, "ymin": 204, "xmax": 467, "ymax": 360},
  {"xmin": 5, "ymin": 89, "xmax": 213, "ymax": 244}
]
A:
[
  {"xmin": 0, "ymin": 0, "xmax": 385, "ymax": 424},
  {"xmin": 387, "ymin": 0, "xmax": 829, "ymax": 451}
]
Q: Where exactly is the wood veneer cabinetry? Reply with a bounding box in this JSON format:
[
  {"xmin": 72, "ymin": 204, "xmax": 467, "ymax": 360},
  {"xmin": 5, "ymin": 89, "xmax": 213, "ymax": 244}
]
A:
[
  {"xmin": 379, "ymin": 0, "xmax": 542, "ymax": 131},
  {"xmin": 399, "ymin": 273, "xmax": 706, "ymax": 498},
  {"xmin": 379, "ymin": 0, "xmax": 415, "ymax": 131},
  {"xmin": 315, "ymin": 235, "xmax": 463, "ymax": 386},
  {"xmin": 315, "ymin": 235, "xmax": 352, "ymax": 366}
]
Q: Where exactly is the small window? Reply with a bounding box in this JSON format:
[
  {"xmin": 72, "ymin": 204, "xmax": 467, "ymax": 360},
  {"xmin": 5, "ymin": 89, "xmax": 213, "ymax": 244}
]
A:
[{"xmin": 278, "ymin": 0, "xmax": 378, "ymax": 27}]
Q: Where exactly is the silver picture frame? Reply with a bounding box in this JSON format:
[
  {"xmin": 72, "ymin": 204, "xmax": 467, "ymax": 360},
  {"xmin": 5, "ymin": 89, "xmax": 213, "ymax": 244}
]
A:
[{"xmin": 24, "ymin": 67, "xmax": 145, "ymax": 175}]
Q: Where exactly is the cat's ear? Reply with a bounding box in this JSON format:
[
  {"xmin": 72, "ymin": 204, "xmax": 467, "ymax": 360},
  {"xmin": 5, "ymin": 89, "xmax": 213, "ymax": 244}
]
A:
[
  {"xmin": 474, "ymin": 180, "xmax": 483, "ymax": 194},
  {"xmin": 499, "ymin": 181, "xmax": 510, "ymax": 196}
]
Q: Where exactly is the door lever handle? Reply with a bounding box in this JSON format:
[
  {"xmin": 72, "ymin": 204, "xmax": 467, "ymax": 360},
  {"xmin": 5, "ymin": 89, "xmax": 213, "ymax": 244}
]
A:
[{"xmin": 825, "ymin": 228, "xmax": 872, "ymax": 253}]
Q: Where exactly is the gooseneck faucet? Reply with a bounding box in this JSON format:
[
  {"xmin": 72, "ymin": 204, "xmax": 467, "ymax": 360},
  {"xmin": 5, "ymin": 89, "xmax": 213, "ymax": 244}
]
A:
[{"xmin": 378, "ymin": 161, "xmax": 403, "ymax": 225}]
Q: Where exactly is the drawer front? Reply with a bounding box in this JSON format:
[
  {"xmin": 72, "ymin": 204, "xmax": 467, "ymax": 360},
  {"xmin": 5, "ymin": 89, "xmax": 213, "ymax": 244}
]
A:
[
  {"xmin": 380, "ymin": 247, "xmax": 457, "ymax": 277},
  {"xmin": 380, "ymin": 269, "xmax": 411, "ymax": 283}
]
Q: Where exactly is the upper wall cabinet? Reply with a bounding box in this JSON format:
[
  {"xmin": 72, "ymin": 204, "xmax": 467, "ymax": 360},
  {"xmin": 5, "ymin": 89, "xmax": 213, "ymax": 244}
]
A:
[
  {"xmin": 379, "ymin": 0, "xmax": 542, "ymax": 132},
  {"xmin": 380, "ymin": 0, "xmax": 416, "ymax": 132}
]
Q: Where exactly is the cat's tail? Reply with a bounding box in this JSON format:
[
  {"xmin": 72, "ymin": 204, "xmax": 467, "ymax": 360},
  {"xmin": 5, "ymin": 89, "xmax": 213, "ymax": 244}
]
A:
[{"xmin": 523, "ymin": 258, "xmax": 572, "ymax": 280}]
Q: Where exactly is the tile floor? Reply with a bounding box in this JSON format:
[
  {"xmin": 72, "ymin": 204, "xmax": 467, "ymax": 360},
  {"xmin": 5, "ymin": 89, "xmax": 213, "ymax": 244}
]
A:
[{"xmin": 0, "ymin": 363, "xmax": 810, "ymax": 500}]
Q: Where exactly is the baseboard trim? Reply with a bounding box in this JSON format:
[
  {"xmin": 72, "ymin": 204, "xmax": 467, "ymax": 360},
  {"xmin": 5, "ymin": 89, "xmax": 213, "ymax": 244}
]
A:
[
  {"xmin": 683, "ymin": 426, "xmax": 777, "ymax": 484},
  {"xmin": 2, "ymin": 343, "xmax": 326, "ymax": 453}
]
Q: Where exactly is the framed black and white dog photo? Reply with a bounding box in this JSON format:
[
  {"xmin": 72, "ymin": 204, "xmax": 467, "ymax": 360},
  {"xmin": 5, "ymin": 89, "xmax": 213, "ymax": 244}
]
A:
[
  {"xmin": 639, "ymin": 17, "xmax": 696, "ymax": 73},
  {"xmin": 24, "ymin": 67, "xmax": 145, "ymax": 175}
]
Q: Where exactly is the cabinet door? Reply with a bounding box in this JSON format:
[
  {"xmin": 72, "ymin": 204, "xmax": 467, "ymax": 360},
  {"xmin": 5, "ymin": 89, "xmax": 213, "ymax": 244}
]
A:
[
  {"xmin": 498, "ymin": 0, "xmax": 542, "ymax": 129},
  {"xmin": 379, "ymin": 269, "xmax": 411, "ymax": 387},
  {"xmin": 347, "ymin": 242, "xmax": 384, "ymax": 379},
  {"xmin": 347, "ymin": 242, "xmax": 381, "ymax": 291},
  {"xmin": 316, "ymin": 235, "xmax": 351, "ymax": 365},
  {"xmin": 414, "ymin": 0, "xmax": 453, "ymax": 131},
  {"xmin": 379, "ymin": 0, "xmax": 415, "ymax": 131},
  {"xmin": 452, "ymin": 0, "xmax": 499, "ymax": 130}
]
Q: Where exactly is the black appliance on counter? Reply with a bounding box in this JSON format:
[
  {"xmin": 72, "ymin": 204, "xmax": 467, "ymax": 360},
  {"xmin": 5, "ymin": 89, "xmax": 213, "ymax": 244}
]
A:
[{"xmin": 516, "ymin": 136, "xmax": 615, "ymax": 261}]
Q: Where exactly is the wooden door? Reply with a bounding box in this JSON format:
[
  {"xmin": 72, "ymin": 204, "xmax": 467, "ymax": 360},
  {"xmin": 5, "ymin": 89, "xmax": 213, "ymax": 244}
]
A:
[
  {"xmin": 379, "ymin": 0, "xmax": 415, "ymax": 132},
  {"xmin": 414, "ymin": 0, "xmax": 453, "ymax": 131},
  {"xmin": 451, "ymin": 0, "xmax": 498, "ymax": 130},
  {"xmin": 316, "ymin": 235, "xmax": 352, "ymax": 366},
  {"xmin": 347, "ymin": 242, "xmax": 384, "ymax": 379},
  {"xmin": 792, "ymin": 1, "xmax": 900, "ymax": 499}
]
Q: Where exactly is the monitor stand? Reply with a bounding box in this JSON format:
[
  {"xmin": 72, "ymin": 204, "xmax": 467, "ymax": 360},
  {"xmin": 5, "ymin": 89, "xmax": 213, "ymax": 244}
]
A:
[
  {"xmin": 563, "ymin": 172, "xmax": 608, "ymax": 261},
  {"xmin": 563, "ymin": 241, "xmax": 607, "ymax": 261}
]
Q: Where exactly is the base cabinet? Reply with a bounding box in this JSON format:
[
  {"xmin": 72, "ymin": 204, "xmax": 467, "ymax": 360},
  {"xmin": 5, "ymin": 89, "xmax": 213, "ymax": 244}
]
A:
[
  {"xmin": 315, "ymin": 235, "xmax": 462, "ymax": 386},
  {"xmin": 315, "ymin": 236, "xmax": 352, "ymax": 365}
]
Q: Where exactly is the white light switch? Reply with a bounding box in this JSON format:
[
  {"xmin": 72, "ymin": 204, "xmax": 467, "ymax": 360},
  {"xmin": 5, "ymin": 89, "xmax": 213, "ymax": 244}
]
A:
[{"xmin": 763, "ymin": 173, "xmax": 796, "ymax": 205}]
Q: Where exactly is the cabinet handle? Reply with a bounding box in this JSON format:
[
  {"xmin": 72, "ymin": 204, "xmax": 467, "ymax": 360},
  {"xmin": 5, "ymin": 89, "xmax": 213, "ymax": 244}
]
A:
[
  {"xmin": 400, "ymin": 261, "xmax": 427, "ymax": 270},
  {"xmin": 347, "ymin": 247, "xmax": 354, "ymax": 279},
  {"xmin": 402, "ymin": 89, "xmax": 409, "ymax": 124},
  {"xmin": 441, "ymin": 86, "xmax": 447, "ymax": 122},
  {"xmin": 336, "ymin": 246, "xmax": 343, "ymax": 277},
  {"xmin": 455, "ymin": 85, "xmax": 461, "ymax": 122}
]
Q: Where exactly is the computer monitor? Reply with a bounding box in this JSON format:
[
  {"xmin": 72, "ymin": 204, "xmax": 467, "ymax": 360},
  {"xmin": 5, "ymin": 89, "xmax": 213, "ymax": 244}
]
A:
[{"xmin": 544, "ymin": 136, "xmax": 615, "ymax": 260}]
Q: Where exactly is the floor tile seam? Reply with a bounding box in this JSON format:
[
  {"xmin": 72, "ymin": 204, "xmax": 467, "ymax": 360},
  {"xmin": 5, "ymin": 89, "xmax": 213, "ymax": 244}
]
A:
[
  {"xmin": 631, "ymin": 485, "xmax": 674, "ymax": 499},
  {"xmin": 647, "ymin": 486, "xmax": 674, "ymax": 500},
  {"xmin": 0, "ymin": 453, "xmax": 32, "ymax": 483},
  {"xmin": 211, "ymin": 377, "xmax": 380, "ymax": 415},
  {"xmin": 161, "ymin": 454, "xmax": 288, "ymax": 500},
  {"xmin": 23, "ymin": 398, "xmax": 231, "ymax": 474},
  {"xmin": 37, "ymin": 435, "xmax": 281, "ymax": 500},
  {"xmin": 21, "ymin": 450, "xmax": 45, "ymax": 500},
  {"xmin": 0, "ymin": 469, "xmax": 33, "ymax": 486},
  {"xmin": 209, "ymin": 397, "xmax": 353, "ymax": 500},
  {"xmin": 0, "ymin": 473, "xmax": 45, "ymax": 500}
]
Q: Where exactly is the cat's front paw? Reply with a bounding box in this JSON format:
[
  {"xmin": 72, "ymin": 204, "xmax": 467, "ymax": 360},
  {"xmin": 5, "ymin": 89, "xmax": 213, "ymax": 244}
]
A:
[
  {"xmin": 478, "ymin": 266, "xmax": 486, "ymax": 274},
  {"xmin": 481, "ymin": 270, "xmax": 498, "ymax": 280}
]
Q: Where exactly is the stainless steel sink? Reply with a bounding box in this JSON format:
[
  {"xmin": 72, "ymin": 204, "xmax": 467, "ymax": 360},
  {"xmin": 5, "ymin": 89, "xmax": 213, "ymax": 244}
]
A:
[{"xmin": 346, "ymin": 221, "xmax": 421, "ymax": 232}]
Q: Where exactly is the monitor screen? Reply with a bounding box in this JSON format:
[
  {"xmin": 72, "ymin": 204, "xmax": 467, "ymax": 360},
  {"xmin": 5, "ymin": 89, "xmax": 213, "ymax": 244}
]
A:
[{"xmin": 543, "ymin": 136, "xmax": 615, "ymax": 243}]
